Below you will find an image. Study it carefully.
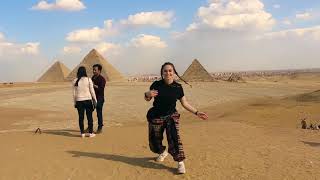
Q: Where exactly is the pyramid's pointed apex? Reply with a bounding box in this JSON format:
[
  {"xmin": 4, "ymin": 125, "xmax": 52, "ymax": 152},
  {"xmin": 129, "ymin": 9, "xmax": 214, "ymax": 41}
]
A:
[
  {"xmin": 54, "ymin": 61, "xmax": 64, "ymax": 68},
  {"xmin": 55, "ymin": 61, "xmax": 62, "ymax": 66},
  {"xmin": 49, "ymin": 61, "xmax": 61, "ymax": 68},
  {"xmin": 192, "ymin": 59, "xmax": 200, "ymax": 64},
  {"xmin": 89, "ymin": 48, "xmax": 99, "ymax": 54},
  {"xmin": 87, "ymin": 49, "xmax": 104, "ymax": 58}
]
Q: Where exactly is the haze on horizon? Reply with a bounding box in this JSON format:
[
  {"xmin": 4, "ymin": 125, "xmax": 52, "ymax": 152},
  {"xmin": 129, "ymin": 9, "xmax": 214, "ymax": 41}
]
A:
[{"xmin": 0, "ymin": 0, "xmax": 319, "ymax": 82}]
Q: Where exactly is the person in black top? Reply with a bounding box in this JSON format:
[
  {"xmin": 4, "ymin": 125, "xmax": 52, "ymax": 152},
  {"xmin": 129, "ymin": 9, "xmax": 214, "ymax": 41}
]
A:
[
  {"xmin": 92, "ymin": 64, "xmax": 106, "ymax": 134},
  {"xmin": 144, "ymin": 62, "xmax": 208, "ymax": 174}
]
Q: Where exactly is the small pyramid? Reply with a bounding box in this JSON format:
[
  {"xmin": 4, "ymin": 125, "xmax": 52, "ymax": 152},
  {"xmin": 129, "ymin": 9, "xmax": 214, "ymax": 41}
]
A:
[
  {"xmin": 181, "ymin": 59, "xmax": 213, "ymax": 82},
  {"xmin": 66, "ymin": 49, "xmax": 126, "ymax": 81},
  {"xmin": 37, "ymin": 61, "xmax": 70, "ymax": 82},
  {"xmin": 227, "ymin": 73, "xmax": 245, "ymax": 82}
]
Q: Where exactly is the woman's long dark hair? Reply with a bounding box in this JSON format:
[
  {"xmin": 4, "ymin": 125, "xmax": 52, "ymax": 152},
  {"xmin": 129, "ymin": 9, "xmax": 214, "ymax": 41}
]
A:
[
  {"xmin": 161, "ymin": 62, "xmax": 191, "ymax": 87},
  {"xmin": 74, "ymin": 66, "xmax": 87, "ymax": 87}
]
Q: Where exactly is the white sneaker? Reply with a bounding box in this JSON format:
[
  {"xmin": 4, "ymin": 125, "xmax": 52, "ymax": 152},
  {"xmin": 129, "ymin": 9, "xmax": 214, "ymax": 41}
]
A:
[
  {"xmin": 177, "ymin": 161, "xmax": 186, "ymax": 174},
  {"xmin": 156, "ymin": 150, "xmax": 169, "ymax": 162},
  {"xmin": 81, "ymin": 134, "xmax": 86, "ymax": 138},
  {"xmin": 89, "ymin": 133, "xmax": 96, "ymax": 138}
]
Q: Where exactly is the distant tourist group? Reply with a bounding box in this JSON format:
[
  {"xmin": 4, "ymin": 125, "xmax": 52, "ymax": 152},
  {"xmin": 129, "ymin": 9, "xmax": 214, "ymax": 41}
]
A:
[
  {"xmin": 301, "ymin": 117, "xmax": 320, "ymax": 130},
  {"xmin": 72, "ymin": 62, "xmax": 208, "ymax": 174}
]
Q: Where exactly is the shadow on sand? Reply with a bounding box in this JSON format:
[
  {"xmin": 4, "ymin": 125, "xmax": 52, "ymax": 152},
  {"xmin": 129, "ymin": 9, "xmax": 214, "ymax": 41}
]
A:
[
  {"xmin": 43, "ymin": 129, "xmax": 80, "ymax": 138},
  {"xmin": 67, "ymin": 151, "xmax": 177, "ymax": 174},
  {"xmin": 301, "ymin": 141, "xmax": 320, "ymax": 147}
]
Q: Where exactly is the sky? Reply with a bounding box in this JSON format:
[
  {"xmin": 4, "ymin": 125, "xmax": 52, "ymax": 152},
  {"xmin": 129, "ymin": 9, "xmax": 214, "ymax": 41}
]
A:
[{"xmin": 0, "ymin": 0, "xmax": 319, "ymax": 82}]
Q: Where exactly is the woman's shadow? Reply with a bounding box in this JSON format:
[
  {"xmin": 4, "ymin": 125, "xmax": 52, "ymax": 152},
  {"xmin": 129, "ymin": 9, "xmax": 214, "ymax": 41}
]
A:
[{"xmin": 67, "ymin": 151, "xmax": 177, "ymax": 174}]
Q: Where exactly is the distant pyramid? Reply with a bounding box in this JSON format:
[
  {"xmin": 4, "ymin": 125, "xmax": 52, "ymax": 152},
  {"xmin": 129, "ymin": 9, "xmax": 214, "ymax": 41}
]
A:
[
  {"xmin": 66, "ymin": 49, "xmax": 126, "ymax": 81},
  {"xmin": 227, "ymin": 73, "xmax": 245, "ymax": 82},
  {"xmin": 181, "ymin": 59, "xmax": 213, "ymax": 82},
  {"xmin": 37, "ymin": 61, "xmax": 70, "ymax": 82}
]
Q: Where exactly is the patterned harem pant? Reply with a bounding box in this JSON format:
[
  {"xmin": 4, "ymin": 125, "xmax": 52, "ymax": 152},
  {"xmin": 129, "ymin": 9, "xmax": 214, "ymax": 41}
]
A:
[{"xmin": 148, "ymin": 112, "xmax": 185, "ymax": 162}]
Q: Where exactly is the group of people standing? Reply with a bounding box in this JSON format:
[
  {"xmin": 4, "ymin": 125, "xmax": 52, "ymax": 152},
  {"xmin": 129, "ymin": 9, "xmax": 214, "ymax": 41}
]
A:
[
  {"xmin": 73, "ymin": 64, "xmax": 106, "ymax": 138},
  {"xmin": 72, "ymin": 62, "xmax": 208, "ymax": 174}
]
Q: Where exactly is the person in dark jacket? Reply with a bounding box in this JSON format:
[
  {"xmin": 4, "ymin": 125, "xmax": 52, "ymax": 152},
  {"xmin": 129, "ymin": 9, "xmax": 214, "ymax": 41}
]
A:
[{"xmin": 92, "ymin": 64, "xmax": 106, "ymax": 134}]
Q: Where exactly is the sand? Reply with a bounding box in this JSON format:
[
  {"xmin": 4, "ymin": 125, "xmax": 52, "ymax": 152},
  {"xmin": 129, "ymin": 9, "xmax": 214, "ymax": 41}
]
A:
[{"xmin": 1, "ymin": 77, "xmax": 320, "ymax": 179}]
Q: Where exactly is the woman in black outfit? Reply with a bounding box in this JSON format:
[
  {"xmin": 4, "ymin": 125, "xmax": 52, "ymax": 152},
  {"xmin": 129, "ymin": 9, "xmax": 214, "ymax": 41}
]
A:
[{"xmin": 144, "ymin": 62, "xmax": 208, "ymax": 174}]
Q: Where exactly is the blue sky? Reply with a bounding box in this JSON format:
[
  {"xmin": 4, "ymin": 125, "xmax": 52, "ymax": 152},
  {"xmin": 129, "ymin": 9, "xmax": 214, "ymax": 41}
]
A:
[
  {"xmin": 0, "ymin": 0, "xmax": 319, "ymax": 81},
  {"xmin": 0, "ymin": 1, "xmax": 205, "ymax": 56}
]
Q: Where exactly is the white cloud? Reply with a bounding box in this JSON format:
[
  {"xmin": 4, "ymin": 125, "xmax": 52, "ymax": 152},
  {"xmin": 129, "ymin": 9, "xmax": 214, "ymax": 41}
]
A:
[
  {"xmin": 282, "ymin": 20, "xmax": 292, "ymax": 25},
  {"xmin": 32, "ymin": 0, "xmax": 86, "ymax": 11},
  {"xmin": 186, "ymin": 23, "xmax": 198, "ymax": 32},
  {"xmin": 258, "ymin": 26, "xmax": 320, "ymax": 41},
  {"xmin": 170, "ymin": 31, "xmax": 186, "ymax": 40},
  {"xmin": 273, "ymin": 4, "xmax": 280, "ymax": 9},
  {"xmin": 296, "ymin": 12, "xmax": 312, "ymax": 20},
  {"xmin": 66, "ymin": 20, "xmax": 117, "ymax": 42},
  {"xmin": 32, "ymin": 1, "xmax": 54, "ymax": 10},
  {"xmin": 66, "ymin": 11, "xmax": 174, "ymax": 43},
  {"xmin": 0, "ymin": 34, "xmax": 40, "ymax": 56},
  {"xmin": 129, "ymin": 34, "xmax": 167, "ymax": 48},
  {"xmin": 95, "ymin": 42, "xmax": 120, "ymax": 54},
  {"xmin": 189, "ymin": 0, "xmax": 275, "ymax": 31},
  {"xmin": 121, "ymin": 11, "xmax": 174, "ymax": 28},
  {"xmin": 21, "ymin": 43, "xmax": 40, "ymax": 55},
  {"xmin": 63, "ymin": 46, "xmax": 81, "ymax": 54},
  {"xmin": 0, "ymin": 42, "xmax": 40, "ymax": 56},
  {"xmin": 66, "ymin": 27, "xmax": 105, "ymax": 42},
  {"xmin": 0, "ymin": 33, "xmax": 44, "ymax": 82}
]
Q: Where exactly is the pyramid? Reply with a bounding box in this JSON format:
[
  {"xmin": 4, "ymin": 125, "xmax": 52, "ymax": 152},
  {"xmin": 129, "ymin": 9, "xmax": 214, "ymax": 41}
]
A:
[
  {"xmin": 37, "ymin": 61, "xmax": 70, "ymax": 82},
  {"xmin": 66, "ymin": 49, "xmax": 126, "ymax": 81},
  {"xmin": 227, "ymin": 73, "xmax": 245, "ymax": 82},
  {"xmin": 181, "ymin": 59, "xmax": 213, "ymax": 82}
]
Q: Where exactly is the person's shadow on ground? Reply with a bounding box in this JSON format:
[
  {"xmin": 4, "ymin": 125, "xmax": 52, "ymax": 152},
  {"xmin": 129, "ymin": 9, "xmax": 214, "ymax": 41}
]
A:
[
  {"xmin": 67, "ymin": 150, "xmax": 177, "ymax": 174},
  {"xmin": 43, "ymin": 129, "xmax": 80, "ymax": 138}
]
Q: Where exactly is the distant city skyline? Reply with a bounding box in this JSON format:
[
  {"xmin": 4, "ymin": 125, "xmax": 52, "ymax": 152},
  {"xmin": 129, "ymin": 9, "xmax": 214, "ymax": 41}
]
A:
[{"xmin": 0, "ymin": 0, "xmax": 320, "ymax": 81}]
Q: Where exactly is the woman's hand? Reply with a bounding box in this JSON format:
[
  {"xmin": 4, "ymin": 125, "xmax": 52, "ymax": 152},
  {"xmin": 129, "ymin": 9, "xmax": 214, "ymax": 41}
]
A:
[
  {"xmin": 196, "ymin": 111, "xmax": 208, "ymax": 120},
  {"xmin": 145, "ymin": 90, "xmax": 158, "ymax": 98}
]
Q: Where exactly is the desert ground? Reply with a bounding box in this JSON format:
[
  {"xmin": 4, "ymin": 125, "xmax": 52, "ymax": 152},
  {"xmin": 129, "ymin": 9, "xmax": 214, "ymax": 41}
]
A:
[{"xmin": 1, "ymin": 73, "xmax": 320, "ymax": 180}]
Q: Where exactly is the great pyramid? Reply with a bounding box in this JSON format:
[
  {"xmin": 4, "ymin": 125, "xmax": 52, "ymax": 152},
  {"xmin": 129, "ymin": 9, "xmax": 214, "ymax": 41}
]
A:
[
  {"xmin": 181, "ymin": 59, "xmax": 213, "ymax": 82},
  {"xmin": 37, "ymin": 61, "xmax": 70, "ymax": 82},
  {"xmin": 66, "ymin": 49, "xmax": 126, "ymax": 81}
]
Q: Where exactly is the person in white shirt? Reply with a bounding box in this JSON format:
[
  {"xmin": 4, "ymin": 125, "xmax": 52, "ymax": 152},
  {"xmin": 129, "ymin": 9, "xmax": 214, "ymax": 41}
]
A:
[{"xmin": 73, "ymin": 66, "xmax": 97, "ymax": 138}]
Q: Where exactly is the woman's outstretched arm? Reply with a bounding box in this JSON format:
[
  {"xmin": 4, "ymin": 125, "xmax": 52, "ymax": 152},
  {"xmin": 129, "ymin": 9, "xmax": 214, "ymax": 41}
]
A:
[{"xmin": 179, "ymin": 96, "xmax": 208, "ymax": 120}]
